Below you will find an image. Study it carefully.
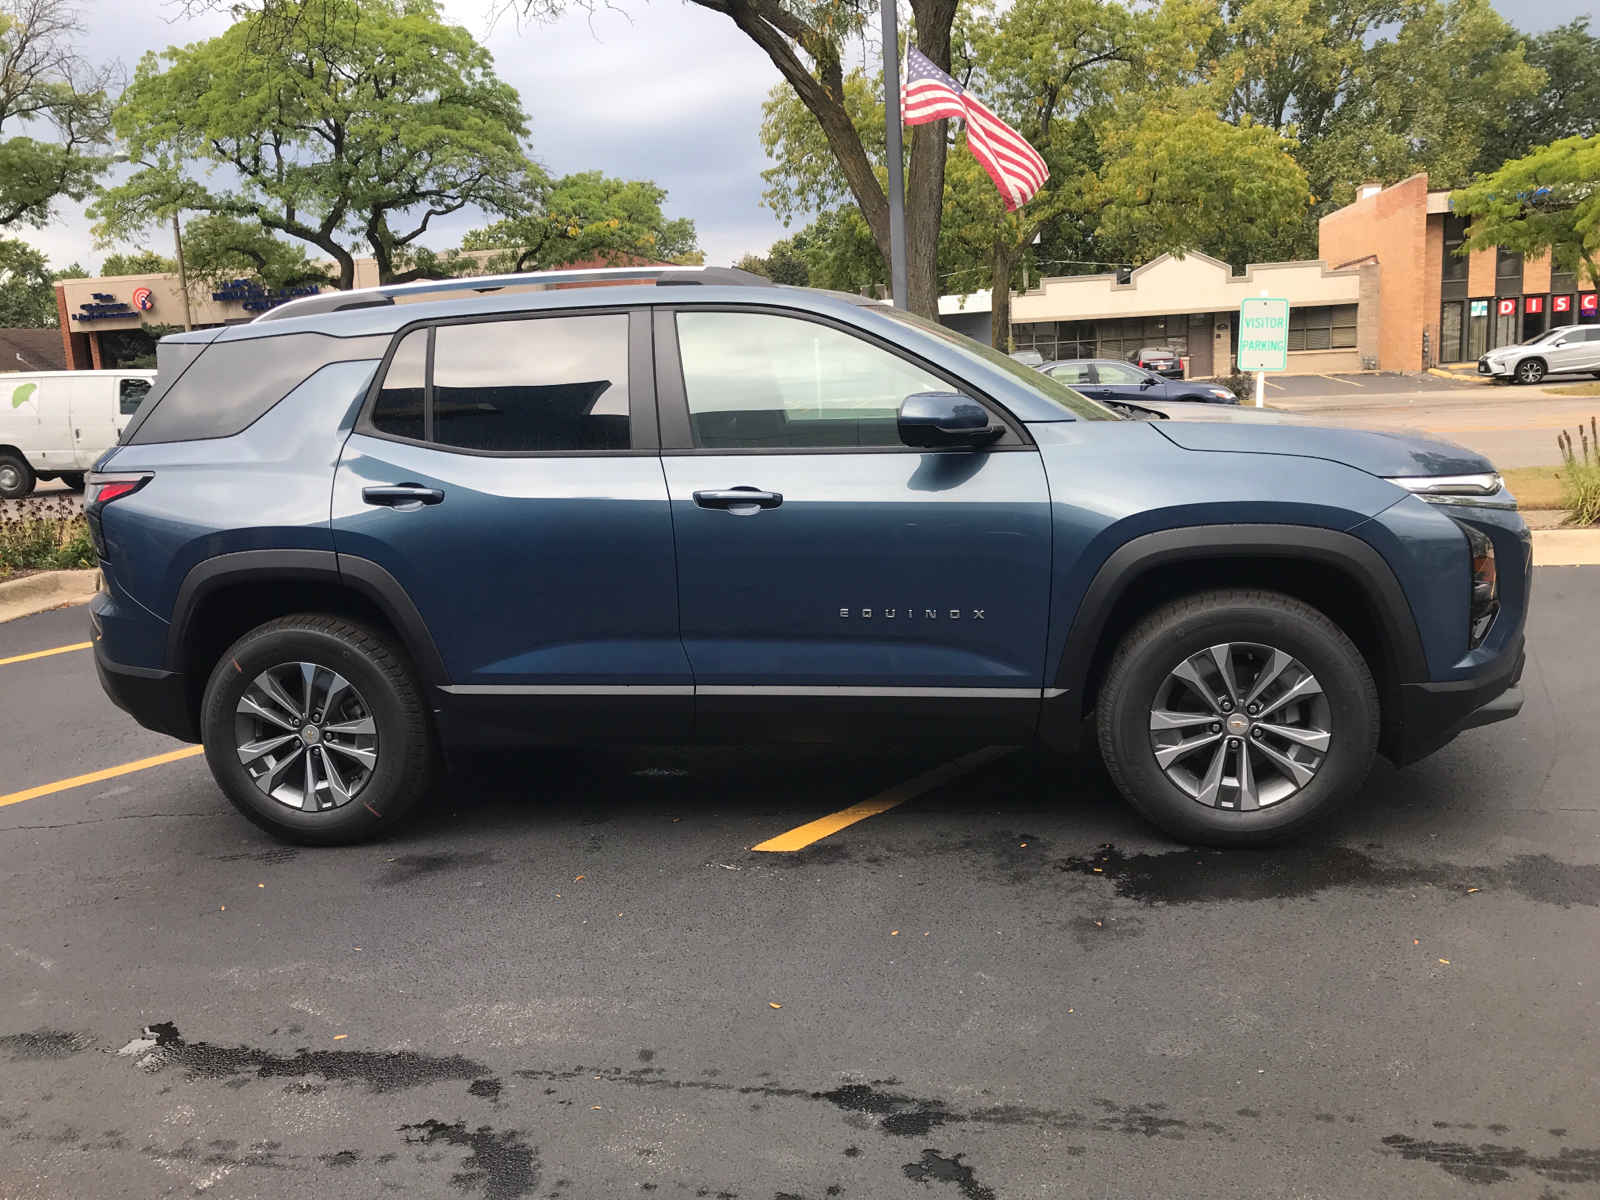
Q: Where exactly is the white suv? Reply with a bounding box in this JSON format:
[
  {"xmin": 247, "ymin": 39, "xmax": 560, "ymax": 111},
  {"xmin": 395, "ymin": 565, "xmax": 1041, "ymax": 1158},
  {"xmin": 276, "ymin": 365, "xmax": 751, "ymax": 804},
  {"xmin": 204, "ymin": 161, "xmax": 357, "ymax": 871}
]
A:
[{"xmin": 1479, "ymin": 324, "xmax": 1600, "ymax": 385}]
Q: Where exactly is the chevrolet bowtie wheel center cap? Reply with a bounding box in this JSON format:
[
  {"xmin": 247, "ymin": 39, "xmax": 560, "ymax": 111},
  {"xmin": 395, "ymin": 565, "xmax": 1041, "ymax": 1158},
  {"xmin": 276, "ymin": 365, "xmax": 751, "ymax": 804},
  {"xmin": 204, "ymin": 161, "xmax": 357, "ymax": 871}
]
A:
[{"xmin": 1226, "ymin": 714, "xmax": 1250, "ymax": 734}]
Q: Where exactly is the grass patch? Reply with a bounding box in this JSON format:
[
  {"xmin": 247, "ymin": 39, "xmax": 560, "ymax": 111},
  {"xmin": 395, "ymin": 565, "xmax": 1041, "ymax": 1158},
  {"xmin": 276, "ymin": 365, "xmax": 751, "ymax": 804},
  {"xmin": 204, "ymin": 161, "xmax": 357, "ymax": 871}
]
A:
[
  {"xmin": 1500, "ymin": 466, "xmax": 1565, "ymax": 509},
  {"xmin": 0, "ymin": 498, "xmax": 95, "ymax": 580},
  {"xmin": 1545, "ymin": 381, "xmax": 1600, "ymax": 396}
]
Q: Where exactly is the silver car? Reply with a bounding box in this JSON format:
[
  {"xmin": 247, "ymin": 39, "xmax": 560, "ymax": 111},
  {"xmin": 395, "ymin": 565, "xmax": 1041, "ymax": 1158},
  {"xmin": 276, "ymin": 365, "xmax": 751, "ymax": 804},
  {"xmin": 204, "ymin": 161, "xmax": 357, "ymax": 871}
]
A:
[{"xmin": 1479, "ymin": 323, "xmax": 1600, "ymax": 384}]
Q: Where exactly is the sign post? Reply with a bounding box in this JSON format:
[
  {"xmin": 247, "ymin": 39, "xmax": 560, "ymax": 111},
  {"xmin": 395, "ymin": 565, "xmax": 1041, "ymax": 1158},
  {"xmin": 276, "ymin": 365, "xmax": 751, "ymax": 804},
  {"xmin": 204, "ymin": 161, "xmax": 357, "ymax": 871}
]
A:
[{"xmin": 1238, "ymin": 295, "xmax": 1289, "ymax": 407}]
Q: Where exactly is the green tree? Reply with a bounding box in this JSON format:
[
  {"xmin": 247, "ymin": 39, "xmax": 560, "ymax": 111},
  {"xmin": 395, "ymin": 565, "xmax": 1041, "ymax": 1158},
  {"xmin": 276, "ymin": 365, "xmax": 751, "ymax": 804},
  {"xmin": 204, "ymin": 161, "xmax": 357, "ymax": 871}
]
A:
[
  {"xmin": 0, "ymin": 0, "xmax": 111, "ymax": 229},
  {"xmin": 0, "ymin": 236, "xmax": 56, "ymax": 324},
  {"xmin": 1453, "ymin": 135, "xmax": 1600, "ymax": 290},
  {"xmin": 92, "ymin": 0, "xmax": 539, "ymax": 289},
  {"xmin": 100, "ymin": 248, "xmax": 173, "ymax": 276},
  {"xmin": 178, "ymin": 214, "xmax": 330, "ymax": 290},
  {"xmin": 1474, "ymin": 18, "xmax": 1600, "ymax": 173},
  {"xmin": 461, "ymin": 171, "xmax": 699, "ymax": 272}
]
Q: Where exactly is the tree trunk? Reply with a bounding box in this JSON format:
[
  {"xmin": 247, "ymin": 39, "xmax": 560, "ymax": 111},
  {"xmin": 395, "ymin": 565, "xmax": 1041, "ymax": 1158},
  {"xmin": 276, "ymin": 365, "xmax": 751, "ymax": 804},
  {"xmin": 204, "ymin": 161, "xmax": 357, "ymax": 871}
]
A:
[
  {"xmin": 989, "ymin": 241, "xmax": 1014, "ymax": 351},
  {"xmin": 904, "ymin": 0, "xmax": 958, "ymax": 319}
]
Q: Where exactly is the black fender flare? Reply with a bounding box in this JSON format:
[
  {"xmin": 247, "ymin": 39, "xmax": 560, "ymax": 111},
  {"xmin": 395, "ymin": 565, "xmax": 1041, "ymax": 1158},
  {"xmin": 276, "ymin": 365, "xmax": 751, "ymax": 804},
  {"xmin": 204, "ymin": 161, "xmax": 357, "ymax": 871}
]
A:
[
  {"xmin": 166, "ymin": 548, "xmax": 449, "ymax": 687},
  {"xmin": 1050, "ymin": 524, "xmax": 1428, "ymax": 714}
]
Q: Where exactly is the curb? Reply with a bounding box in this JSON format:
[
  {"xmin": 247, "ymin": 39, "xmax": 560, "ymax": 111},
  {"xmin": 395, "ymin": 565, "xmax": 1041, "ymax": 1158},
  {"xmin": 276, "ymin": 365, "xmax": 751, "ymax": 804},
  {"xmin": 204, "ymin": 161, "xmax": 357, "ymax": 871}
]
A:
[
  {"xmin": 1532, "ymin": 529, "xmax": 1600, "ymax": 567},
  {"xmin": 1427, "ymin": 367, "xmax": 1493, "ymax": 385},
  {"xmin": 0, "ymin": 569, "xmax": 101, "ymax": 624}
]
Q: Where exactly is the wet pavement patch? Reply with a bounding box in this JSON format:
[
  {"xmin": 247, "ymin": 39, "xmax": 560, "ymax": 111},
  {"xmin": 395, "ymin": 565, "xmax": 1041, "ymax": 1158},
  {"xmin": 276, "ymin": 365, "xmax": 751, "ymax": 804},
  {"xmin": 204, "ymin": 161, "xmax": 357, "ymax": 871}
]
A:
[
  {"xmin": 815, "ymin": 1083, "xmax": 958, "ymax": 1137},
  {"xmin": 401, "ymin": 1119, "xmax": 539, "ymax": 1199},
  {"xmin": 1056, "ymin": 844, "xmax": 1600, "ymax": 907},
  {"xmin": 0, "ymin": 1030, "xmax": 92, "ymax": 1061},
  {"xmin": 115, "ymin": 1022, "xmax": 489, "ymax": 1093},
  {"xmin": 902, "ymin": 1150, "xmax": 997, "ymax": 1200},
  {"xmin": 1381, "ymin": 1134, "xmax": 1600, "ymax": 1184}
]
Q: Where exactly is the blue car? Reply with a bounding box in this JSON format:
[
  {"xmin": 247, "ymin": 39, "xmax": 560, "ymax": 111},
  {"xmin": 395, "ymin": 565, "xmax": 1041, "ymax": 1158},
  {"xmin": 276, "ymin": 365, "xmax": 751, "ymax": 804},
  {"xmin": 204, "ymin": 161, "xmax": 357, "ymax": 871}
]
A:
[
  {"xmin": 1041, "ymin": 358, "xmax": 1240, "ymax": 404},
  {"xmin": 87, "ymin": 266, "xmax": 1528, "ymax": 847}
]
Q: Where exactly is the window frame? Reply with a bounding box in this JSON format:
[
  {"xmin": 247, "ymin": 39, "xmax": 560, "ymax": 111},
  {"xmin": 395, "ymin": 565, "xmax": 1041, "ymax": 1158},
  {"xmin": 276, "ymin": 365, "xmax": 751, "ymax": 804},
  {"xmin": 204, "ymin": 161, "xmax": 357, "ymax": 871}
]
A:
[
  {"xmin": 355, "ymin": 307, "xmax": 658, "ymax": 458},
  {"xmin": 652, "ymin": 304, "xmax": 1031, "ymax": 455}
]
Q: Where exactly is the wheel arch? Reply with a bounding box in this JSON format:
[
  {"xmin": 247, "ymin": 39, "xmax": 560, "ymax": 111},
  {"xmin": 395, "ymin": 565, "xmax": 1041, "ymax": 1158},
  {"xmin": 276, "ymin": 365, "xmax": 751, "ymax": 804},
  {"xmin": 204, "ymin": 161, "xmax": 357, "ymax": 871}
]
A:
[
  {"xmin": 169, "ymin": 550, "xmax": 449, "ymax": 730},
  {"xmin": 1515, "ymin": 356, "xmax": 1547, "ymax": 381},
  {"xmin": 1050, "ymin": 525, "xmax": 1427, "ymax": 762}
]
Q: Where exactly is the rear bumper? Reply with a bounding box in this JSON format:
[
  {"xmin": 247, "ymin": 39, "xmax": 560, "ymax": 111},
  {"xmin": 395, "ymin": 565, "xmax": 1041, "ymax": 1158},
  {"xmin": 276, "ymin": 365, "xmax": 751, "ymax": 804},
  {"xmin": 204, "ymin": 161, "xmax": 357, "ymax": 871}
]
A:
[
  {"xmin": 94, "ymin": 640, "xmax": 198, "ymax": 743},
  {"xmin": 1388, "ymin": 641, "xmax": 1524, "ymax": 767}
]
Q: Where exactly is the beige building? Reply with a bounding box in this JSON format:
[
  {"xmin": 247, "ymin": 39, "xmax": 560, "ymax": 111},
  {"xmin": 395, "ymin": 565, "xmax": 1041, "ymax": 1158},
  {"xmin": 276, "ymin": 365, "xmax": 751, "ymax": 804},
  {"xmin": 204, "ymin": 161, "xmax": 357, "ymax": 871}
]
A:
[{"xmin": 1009, "ymin": 252, "xmax": 1377, "ymax": 377}]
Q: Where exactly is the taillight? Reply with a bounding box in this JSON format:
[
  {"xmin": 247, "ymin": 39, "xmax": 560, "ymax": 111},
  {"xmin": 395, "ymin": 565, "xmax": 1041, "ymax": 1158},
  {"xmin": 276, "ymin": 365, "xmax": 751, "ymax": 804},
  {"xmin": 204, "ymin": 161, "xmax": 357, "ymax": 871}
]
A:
[
  {"xmin": 1455, "ymin": 519, "xmax": 1499, "ymax": 648},
  {"xmin": 83, "ymin": 471, "xmax": 152, "ymax": 562}
]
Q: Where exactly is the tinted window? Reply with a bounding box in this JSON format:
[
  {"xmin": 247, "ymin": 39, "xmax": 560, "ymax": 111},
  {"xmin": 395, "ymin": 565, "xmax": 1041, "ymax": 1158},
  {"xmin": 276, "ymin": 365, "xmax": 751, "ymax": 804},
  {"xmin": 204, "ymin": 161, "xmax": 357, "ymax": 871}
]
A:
[
  {"xmin": 373, "ymin": 329, "xmax": 427, "ymax": 441},
  {"xmin": 127, "ymin": 332, "xmax": 390, "ymax": 444},
  {"xmin": 676, "ymin": 311, "xmax": 945, "ymax": 449},
  {"xmin": 1048, "ymin": 363, "xmax": 1093, "ymax": 385},
  {"xmin": 431, "ymin": 315, "xmax": 629, "ymax": 452},
  {"xmin": 118, "ymin": 378, "xmax": 151, "ymax": 416},
  {"xmin": 1096, "ymin": 363, "xmax": 1146, "ymax": 385}
]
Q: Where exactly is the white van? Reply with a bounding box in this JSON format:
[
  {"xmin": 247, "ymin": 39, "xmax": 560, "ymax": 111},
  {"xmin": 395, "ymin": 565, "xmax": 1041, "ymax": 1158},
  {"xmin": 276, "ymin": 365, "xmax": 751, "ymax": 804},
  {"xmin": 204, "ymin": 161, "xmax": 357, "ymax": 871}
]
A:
[{"xmin": 0, "ymin": 370, "xmax": 156, "ymax": 499}]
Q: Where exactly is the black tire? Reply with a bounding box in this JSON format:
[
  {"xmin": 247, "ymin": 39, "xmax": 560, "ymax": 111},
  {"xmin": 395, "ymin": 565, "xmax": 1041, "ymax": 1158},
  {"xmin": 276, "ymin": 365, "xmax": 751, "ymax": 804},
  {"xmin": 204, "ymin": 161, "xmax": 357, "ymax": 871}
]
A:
[
  {"xmin": 0, "ymin": 452, "xmax": 35, "ymax": 500},
  {"xmin": 58, "ymin": 472, "xmax": 85, "ymax": 492},
  {"xmin": 201, "ymin": 614, "xmax": 435, "ymax": 845},
  {"xmin": 1515, "ymin": 358, "xmax": 1546, "ymax": 385},
  {"xmin": 1096, "ymin": 590, "xmax": 1379, "ymax": 847}
]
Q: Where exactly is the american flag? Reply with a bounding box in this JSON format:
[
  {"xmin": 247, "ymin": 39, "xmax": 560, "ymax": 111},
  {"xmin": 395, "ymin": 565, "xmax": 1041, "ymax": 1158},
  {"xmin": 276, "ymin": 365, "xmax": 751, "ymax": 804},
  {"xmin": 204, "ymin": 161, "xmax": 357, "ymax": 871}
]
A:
[{"xmin": 901, "ymin": 46, "xmax": 1049, "ymax": 211}]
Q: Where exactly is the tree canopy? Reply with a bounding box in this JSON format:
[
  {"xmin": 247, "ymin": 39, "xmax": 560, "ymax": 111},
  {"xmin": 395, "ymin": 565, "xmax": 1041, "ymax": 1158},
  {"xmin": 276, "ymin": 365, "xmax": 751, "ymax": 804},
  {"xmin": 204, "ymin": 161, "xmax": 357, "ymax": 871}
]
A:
[
  {"xmin": 461, "ymin": 172, "xmax": 700, "ymax": 271},
  {"xmin": 91, "ymin": 0, "xmax": 540, "ymax": 289},
  {"xmin": 1453, "ymin": 134, "xmax": 1600, "ymax": 289},
  {"xmin": 0, "ymin": 0, "xmax": 111, "ymax": 230}
]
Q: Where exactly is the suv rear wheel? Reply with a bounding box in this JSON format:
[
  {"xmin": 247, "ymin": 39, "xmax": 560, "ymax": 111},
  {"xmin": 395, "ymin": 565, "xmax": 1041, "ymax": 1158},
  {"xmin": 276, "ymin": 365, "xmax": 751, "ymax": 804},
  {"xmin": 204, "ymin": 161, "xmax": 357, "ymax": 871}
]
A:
[
  {"xmin": 201, "ymin": 615, "xmax": 435, "ymax": 844},
  {"xmin": 1515, "ymin": 358, "xmax": 1547, "ymax": 385},
  {"xmin": 1096, "ymin": 590, "xmax": 1378, "ymax": 846}
]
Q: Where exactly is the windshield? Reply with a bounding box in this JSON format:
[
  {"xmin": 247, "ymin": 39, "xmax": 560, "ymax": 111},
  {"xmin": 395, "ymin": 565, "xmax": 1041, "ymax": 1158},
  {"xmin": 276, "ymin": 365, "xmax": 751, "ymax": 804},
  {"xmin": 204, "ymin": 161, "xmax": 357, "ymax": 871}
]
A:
[{"xmin": 880, "ymin": 308, "xmax": 1121, "ymax": 421}]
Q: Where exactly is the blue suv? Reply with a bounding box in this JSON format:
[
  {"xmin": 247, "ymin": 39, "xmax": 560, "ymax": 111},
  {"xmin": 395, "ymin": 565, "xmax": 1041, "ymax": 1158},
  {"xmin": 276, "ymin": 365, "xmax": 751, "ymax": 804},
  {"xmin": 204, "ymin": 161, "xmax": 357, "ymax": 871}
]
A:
[{"xmin": 86, "ymin": 266, "xmax": 1528, "ymax": 847}]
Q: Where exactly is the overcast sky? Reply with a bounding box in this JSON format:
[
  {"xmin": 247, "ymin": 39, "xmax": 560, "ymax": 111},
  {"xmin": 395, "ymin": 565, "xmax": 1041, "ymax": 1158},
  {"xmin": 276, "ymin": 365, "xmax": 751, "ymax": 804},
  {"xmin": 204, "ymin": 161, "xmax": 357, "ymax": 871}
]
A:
[{"xmin": 9, "ymin": 0, "xmax": 1595, "ymax": 274}]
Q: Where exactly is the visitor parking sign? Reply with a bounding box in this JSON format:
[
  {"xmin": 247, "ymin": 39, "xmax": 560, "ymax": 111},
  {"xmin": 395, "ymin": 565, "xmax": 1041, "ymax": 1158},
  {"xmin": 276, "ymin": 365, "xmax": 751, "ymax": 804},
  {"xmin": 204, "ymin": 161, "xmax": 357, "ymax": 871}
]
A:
[{"xmin": 1238, "ymin": 297, "xmax": 1289, "ymax": 371}]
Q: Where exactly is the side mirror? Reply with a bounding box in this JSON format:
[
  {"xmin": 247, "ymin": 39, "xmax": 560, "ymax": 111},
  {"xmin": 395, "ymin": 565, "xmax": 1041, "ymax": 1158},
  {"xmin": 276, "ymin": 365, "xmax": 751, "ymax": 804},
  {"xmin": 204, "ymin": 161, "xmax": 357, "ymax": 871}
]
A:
[
  {"xmin": 898, "ymin": 392, "xmax": 1003, "ymax": 448},
  {"xmin": 1139, "ymin": 376, "xmax": 1157, "ymax": 388}
]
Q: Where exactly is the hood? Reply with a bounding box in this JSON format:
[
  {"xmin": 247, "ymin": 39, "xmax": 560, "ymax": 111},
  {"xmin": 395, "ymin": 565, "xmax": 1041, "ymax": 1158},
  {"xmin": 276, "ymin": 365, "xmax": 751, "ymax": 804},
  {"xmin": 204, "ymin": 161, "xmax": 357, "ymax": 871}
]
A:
[{"xmin": 1130, "ymin": 401, "xmax": 1494, "ymax": 477}]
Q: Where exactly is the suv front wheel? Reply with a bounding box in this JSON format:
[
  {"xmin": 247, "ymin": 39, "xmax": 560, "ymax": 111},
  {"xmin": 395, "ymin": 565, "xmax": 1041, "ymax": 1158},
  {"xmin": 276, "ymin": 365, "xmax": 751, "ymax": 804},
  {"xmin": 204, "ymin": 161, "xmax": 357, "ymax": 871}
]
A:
[
  {"xmin": 1097, "ymin": 590, "xmax": 1378, "ymax": 846},
  {"xmin": 1515, "ymin": 358, "xmax": 1547, "ymax": 385},
  {"xmin": 201, "ymin": 615, "xmax": 436, "ymax": 844}
]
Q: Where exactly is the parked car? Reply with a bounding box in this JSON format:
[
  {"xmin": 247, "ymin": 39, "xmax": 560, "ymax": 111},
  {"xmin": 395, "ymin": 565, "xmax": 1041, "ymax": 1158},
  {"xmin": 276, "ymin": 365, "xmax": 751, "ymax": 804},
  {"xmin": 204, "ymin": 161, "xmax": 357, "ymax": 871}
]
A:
[
  {"xmin": 1008, "ymin": 348, "xmax": 1045, "ymax": 367},
  {"xmin": 0, "ymin": 370, "xmax": 155, "ymax": 498},
  {"xmin": 89, "ymin": 265, "xmax": 1528, "ymax": 849},
  {"xmin": 1041, "ymin": 359, "xmax": 1239, "ymax": 405},
  {"xmin": 1479, "ymin": 324, "xmax": 1600, "ymax": 385},
  {"xmin": 1128, "ymin": 346, "xmax": 1183, "ymax": 378}
]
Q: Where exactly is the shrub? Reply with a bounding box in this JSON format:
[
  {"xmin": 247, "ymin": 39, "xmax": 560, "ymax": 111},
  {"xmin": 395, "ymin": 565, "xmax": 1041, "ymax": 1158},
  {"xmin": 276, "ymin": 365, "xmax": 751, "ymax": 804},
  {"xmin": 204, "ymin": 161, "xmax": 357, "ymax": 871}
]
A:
[
  {"xmin": 1556, "ymin": 417, "xmax": 1600, "ymax": 526},
  {"xmin": 0, "ymin": 504, "xmax": 96, "ymax": 577}
]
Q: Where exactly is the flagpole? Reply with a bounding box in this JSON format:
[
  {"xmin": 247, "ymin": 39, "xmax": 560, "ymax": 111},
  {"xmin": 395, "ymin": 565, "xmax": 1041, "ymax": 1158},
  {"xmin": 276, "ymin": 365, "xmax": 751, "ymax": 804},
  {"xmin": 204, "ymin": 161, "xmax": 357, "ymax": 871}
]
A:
[{"xmin": 881, "ymin": 0, "xmax": 909, "ymax": 310}]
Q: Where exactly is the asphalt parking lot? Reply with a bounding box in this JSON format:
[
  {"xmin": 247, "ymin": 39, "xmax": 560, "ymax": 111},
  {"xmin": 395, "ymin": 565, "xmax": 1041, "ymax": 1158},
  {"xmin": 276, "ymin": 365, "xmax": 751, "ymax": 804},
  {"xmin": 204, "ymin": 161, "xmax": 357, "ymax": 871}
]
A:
[{"xmin": 3, "ymin": 573, "xmax": 1599, "ymax": 1200}]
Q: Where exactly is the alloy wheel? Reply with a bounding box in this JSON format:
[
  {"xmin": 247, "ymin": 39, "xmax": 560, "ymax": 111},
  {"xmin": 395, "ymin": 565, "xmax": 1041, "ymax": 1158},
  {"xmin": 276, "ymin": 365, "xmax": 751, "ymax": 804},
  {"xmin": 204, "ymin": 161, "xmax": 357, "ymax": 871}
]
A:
[
  {"xmin": 1517, "ymin": 360, "xmax": 1545, "ymax": 384},
  {"xmin": 233, "ymin": 662, "xmax": 379, "ymax": 811},
  {"xmin": 1148, "ymin": 642, "xmax": 1331, "ymax": 811}
]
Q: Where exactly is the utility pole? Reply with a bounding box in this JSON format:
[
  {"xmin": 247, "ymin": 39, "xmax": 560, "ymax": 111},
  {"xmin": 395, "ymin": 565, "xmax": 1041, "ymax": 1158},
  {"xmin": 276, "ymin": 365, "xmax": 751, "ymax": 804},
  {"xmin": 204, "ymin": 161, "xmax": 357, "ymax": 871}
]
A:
[
  {"xmin": 881, "ymin": 0, "xmax": 909, "ymax": 311},
  {"xmin": 172, "ymin": 213, "xmax": 193, "ymax": 332}
]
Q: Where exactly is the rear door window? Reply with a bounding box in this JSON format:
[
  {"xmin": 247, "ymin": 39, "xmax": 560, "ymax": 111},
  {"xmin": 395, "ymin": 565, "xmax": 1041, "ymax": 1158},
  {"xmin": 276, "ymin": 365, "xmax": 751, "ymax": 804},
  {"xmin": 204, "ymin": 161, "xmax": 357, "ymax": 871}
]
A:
[{"xmin": 368, "ymin": 314, "xmax": 633, "ymax": 453}]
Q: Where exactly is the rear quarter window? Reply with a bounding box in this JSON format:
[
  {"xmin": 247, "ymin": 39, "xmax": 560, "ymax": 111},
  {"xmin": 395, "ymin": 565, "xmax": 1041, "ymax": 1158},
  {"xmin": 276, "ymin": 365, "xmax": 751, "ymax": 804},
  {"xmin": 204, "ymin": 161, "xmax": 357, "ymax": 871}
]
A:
[{"xmin": 126, "ymin": 332, "xmax": 391, "ymax": 444}]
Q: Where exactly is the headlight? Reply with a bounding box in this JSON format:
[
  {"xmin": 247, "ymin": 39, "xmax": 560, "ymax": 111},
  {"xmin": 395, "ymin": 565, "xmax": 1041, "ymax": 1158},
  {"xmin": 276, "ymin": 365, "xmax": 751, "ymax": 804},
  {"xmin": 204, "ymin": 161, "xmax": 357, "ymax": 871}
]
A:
[
  {"xmin": 1452, "ymin": 519, "xmax": 1499, "ymax": 648},
  {"xmin": 1207, "ymin": 388, "xmax": 1235, "ymax": 399},
  {"xmin": 1383, "ymin": 473, "xmax": 1513, "ymax": 507}
]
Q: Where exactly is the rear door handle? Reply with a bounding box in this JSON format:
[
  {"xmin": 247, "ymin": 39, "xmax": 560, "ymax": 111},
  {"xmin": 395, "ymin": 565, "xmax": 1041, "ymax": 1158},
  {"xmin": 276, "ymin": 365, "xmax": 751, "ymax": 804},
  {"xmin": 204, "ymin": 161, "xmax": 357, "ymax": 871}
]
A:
[
  {"xmin": 693, "ymin": 488, "xmax": 783, "ymax": 514},
  {"xmin": 363, "ymin": 483, "xmax": 444, "ymax": 510}
]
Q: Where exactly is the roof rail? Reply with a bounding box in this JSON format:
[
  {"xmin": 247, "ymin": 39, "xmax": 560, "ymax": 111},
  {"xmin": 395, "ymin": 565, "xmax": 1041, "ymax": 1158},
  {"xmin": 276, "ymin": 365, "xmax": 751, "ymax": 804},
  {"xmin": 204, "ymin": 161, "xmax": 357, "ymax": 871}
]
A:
[{"xmin": 253, "ymin": 264, "xmax": 775, "ymax": 324}]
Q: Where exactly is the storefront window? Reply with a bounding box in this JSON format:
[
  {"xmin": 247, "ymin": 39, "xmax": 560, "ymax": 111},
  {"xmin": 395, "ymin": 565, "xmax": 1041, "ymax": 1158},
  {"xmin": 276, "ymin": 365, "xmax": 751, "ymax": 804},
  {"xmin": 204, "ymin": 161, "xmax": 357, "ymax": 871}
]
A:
[
  {"xmin": 1492, "ymin": 297, "xmax": 1519, "ymax": 348},
  {"xmin": 1286, "ymin": 305, "xmax": 1358, "ymax": 351},
  {"xmin": 1441, "ymin": 301, "xmax": 1464, "ymax": 363},
  {"xmin": 1467, "ymin": 299, "xmax": 1490, "ymax": 359}
]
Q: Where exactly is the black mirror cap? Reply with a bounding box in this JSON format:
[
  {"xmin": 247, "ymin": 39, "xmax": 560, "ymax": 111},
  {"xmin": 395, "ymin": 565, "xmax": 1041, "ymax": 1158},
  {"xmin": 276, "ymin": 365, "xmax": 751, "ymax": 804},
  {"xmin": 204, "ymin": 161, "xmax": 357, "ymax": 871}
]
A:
[{"xmin": 898, "ymin": 391, "xmax": 1003, "ymax": 448}]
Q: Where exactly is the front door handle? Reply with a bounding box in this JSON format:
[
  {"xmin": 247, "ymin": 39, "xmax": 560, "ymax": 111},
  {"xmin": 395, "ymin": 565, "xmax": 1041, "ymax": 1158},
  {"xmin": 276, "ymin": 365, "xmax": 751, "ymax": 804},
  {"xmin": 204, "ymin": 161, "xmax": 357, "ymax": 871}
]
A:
[
  {"xmin": 693, "ymin": 488, "xmax": 783, "ymax": 515},
  {"xmin": 363, "ymin": 483, "xmax": 444, "ymax": 510}
]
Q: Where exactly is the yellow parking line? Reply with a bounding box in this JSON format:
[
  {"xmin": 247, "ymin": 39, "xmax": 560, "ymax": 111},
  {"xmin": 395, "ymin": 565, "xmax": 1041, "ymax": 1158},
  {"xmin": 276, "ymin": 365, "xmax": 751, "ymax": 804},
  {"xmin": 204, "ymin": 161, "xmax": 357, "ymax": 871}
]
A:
[
  {"xmin": 1317, "ymin": 374, "xmax": 1365, "ymax": 387},
  {"xmin": 0, "ymin": 745, "xmax": 205, "ymax": 808},
  {"xmin": 751, "ymin": 746, "xmax": 1017, "ymax": 852},
  {"xmin": 0, "ymin": 641, "xmax": 92, "ymax": 667}
]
